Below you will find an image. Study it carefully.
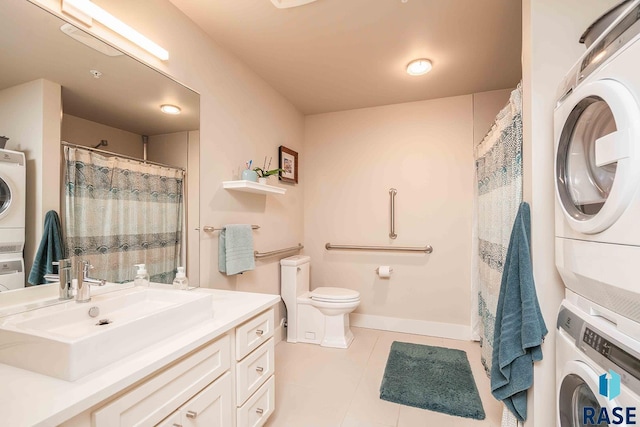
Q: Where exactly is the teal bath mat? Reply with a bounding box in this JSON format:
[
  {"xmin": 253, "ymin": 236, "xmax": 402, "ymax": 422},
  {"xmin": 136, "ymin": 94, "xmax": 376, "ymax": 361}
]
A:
[{"xmin": 379, "ymin": 341, "xmax": 486, "ymax": 420}]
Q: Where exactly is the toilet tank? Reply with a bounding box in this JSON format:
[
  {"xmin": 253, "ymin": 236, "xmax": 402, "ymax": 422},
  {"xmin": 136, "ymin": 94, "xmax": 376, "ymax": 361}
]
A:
[{"xmin": 280, "ymin": 255, "xmax": 310, "ymax": 298}]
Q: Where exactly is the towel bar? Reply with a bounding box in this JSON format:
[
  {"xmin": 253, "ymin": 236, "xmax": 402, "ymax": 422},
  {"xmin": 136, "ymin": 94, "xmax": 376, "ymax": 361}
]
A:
[
  {"xmin": 325, "ymin": 243, "xmax": 433, "ymax": 253},
  {"xmin": 202, "ymin": 225, "xmax": 260, "ymax": 232},
  {"xmin": 255, "ymin": 244, "xmax": 303, "ymax": 259}
]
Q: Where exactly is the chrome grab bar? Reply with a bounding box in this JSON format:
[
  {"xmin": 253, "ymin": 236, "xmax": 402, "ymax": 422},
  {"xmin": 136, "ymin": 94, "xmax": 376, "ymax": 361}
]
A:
[
  {"xmin": 254, "ymin": 244, "xmax": 303, "ymax": 259},
  {"xmin": 325, "ymin": 243, "xmax": 433, "ymax": 253},
  {"xmin": 389, "ymin": 188, "xmax": 397, "ymax": 239},
  {"xmin": 202, "ymin": 225, "xmax": 260, "ymax": 232}
]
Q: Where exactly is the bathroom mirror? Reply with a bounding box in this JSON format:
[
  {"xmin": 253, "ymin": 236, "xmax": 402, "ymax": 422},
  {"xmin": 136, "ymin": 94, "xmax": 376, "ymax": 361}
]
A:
[{"xmin": 0, "ymin": 1, "xmax": 200, "ymax": 290}]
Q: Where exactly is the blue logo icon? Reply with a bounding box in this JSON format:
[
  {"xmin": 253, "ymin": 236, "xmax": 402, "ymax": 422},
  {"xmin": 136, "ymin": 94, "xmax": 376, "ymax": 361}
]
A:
[{"xmin": 599, "ymin": 369, "xmax": 621, "ymax": 400}]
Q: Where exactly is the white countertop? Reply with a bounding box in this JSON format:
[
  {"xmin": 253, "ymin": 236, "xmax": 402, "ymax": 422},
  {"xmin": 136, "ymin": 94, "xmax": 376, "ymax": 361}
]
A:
[{"xmin": 0, "ymin": 288, "xmax": 280, "ymax": 427}]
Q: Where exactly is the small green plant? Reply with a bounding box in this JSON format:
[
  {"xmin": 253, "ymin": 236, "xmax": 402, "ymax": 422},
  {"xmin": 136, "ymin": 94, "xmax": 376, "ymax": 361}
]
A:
[{"xmin": 253, "ymin": 167, "xmax": 284, "ymax": 178}]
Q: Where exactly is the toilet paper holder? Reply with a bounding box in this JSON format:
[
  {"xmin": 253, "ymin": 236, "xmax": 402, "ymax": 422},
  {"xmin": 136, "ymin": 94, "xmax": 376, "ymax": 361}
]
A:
[{"xmin": 374, "ymin": 267, "xmax": 393, "ymax": 274}]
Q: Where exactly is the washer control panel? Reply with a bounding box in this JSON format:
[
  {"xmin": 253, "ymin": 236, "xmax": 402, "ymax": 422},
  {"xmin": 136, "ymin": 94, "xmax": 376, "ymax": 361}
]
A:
[{"xmin": 583, "ymin": 327, "xmax": 640, "ymax": 382}]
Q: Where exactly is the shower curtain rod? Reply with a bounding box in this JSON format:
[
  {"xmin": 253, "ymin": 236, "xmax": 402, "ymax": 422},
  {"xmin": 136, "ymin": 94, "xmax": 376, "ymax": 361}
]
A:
[{"xmin": 61, "ymin": 141, "xmax": 186, "ymax": 171}]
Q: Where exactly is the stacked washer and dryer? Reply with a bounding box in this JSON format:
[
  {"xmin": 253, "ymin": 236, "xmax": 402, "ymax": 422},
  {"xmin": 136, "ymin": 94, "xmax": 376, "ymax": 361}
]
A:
[
  {"xmin": 554, "ymin": 1, "xmax": 640, "ymax": 424},
  {"xmin": 0, "ymin": 148, "xmax": 25, "ymax": 292}
]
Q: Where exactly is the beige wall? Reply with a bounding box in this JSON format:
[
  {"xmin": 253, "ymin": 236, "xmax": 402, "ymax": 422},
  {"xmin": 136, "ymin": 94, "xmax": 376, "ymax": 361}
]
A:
[
  {"xmin": 0, "ymin": 79, "xmax": 61, "ymax": 281},
  {"xmin": 522, "ymin": 1, "xmax": 619, "ymax": 425},
  {"xmin": 62, "ymin": 114, "xmax": 143, "ymax": 159},
  {"xmin": 304, "ymin": 95, "xmax": 474, "ymax": 338},
  {"xmin": 473, "ymin": 88, "xmax": 513, "ymax": 145},
  {"xmin": 304, "ymin": 90, "xmax": 514, "ymax": 338},
  {"xmin": 32, "ymin": 0, "xmax": 304, "ymax": 326}
]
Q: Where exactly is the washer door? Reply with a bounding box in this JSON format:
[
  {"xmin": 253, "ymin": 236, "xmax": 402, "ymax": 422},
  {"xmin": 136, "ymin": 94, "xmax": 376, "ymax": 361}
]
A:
[
  {"xmin": 558, "ymin": 361, "xmax": 618, "ymax": 427},
  {"xmin": 556, "ymin": 79, "xmax": 640, "ymax": 234}
]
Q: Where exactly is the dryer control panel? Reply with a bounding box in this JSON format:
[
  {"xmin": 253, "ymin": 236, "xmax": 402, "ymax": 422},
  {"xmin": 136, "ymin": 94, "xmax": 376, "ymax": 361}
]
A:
[{"xmin": 556, "ymin": 2, "xmax": 640, "ymax": 104}]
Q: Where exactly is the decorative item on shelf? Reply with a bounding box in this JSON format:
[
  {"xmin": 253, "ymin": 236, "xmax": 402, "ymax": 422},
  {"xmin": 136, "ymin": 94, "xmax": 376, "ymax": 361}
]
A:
[
  {"xmin": 279, "ymin": 146, "xmax": 298, "ymax": 184},
  {"xmin": 0, "ymin": 136, "xmax": 8, "ymax": 149},
  {"xmin": 241, "ymin": 160, "xmax": 258, "ymax": 182},
  {"xmin": 253, "ymin": 156, "xmax": 284, "ymax": 184}
]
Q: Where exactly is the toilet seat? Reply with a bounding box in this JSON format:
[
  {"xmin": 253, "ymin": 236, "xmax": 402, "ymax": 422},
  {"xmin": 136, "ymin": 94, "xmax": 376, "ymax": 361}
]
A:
[{"xmin": 309, "ymin": 287, "xmax": 360, "ymax": 303}]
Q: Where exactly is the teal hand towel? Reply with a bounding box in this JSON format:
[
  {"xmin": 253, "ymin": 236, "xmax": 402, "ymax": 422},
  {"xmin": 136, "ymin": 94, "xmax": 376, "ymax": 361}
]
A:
[
  {"xmin": 218, "ymin": 224, "xmax": 255, "ymax": 275},
  {"xmin": 490, "ymin": 202, "xmax": 547, "ymax": 421},
  {"xmin": 28, "ymin": 210, "xmax": 65, "ymax": 285}
]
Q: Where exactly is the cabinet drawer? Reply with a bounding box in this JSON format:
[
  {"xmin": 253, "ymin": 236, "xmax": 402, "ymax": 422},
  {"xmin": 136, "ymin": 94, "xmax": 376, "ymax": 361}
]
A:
[
  {"xmin": 93, "ymin": 334, "xmax": 231, "ymax": 427},
  {"xmin": 236, "ymin": 338, "xmax": 275, "ymax": 405},
  {"xmin": 236, "ymin": 309, "xmax": 274, "ymax": 360},
  {"xmin": 157, "ymin": 373, "xmax": 232, "ymax": 427},
  {"xmin": 237, "ymin": 375, "xmax": 275, "ymax": 427}
]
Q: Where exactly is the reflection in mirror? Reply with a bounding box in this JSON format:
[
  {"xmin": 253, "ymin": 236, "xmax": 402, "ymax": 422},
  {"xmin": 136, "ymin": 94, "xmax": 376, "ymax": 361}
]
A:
[{"xmin": 0, "ymin": 1, "xmax": 200, "ymax": 294}]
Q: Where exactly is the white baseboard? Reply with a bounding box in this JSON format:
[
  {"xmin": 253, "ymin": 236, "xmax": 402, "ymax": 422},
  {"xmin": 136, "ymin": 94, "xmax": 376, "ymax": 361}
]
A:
[{"xmin": 350, "ymin": 313, "xmax": 471, "ymax": 341}]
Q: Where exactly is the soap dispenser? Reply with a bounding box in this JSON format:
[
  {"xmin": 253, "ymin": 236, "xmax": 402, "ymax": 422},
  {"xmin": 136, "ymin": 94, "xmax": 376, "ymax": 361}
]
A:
[
  {"xmin": 134, "ymin": 264, "xmax": 150, "ymax": 287},
  {"xmin": 173, "ymin": 266, "xmax": 189, "ymax": 290}
]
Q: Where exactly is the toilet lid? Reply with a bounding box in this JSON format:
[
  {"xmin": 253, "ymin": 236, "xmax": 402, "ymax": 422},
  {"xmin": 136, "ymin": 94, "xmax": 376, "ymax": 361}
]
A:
[{"xmin": 309, "ymin": 287, "xmax": 360, "ymax": 302}]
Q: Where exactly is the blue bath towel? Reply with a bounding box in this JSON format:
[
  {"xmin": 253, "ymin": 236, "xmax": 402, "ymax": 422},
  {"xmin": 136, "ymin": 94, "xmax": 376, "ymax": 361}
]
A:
[
  {"xmin": 28, "ymin": 210, "xmax": 65, "ymax": 285},
  {"xmin": 218, "ymin": 224, "xmax": 255, "ymax": 275},
  {"xmin": 490, "ymin": 202, "xmax": 547, "ymax": 421}
]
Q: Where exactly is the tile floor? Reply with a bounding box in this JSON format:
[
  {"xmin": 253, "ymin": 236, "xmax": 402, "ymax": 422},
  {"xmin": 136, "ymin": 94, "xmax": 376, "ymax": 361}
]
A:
[{"xmin": 265, "ymin": 327, "xmax": 502, "ymax": 427}]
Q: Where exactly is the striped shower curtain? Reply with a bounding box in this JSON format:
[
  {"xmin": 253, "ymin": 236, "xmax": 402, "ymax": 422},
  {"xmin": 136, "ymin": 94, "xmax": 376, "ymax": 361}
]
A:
[
  {"xmin": 64, "ymin": 147, "xmax": 184, "ymax": 284},
  {"xmin": 473, "ymin": 85, "xmax": 523, "ymax": 374}
]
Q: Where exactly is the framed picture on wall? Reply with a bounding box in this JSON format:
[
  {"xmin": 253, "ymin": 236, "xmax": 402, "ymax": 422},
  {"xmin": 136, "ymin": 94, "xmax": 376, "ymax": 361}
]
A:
[{"xmin": 279, "ymin": 146, "xmax": 298, "ymax": 183}]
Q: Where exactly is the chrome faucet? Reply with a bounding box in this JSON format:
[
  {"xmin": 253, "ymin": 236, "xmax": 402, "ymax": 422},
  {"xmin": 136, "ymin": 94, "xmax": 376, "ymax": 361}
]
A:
[
  {"xmin": 43, "ymin": 259, "xmax": 73, "ymax": 300},
  {"xmin": 76, "ymin": 260, "xmax": 106, "ymax": 303}
]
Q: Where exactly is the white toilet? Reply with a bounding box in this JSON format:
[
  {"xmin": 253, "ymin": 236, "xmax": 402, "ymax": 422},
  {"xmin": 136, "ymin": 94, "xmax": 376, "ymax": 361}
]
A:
[{"xmin": 280, "ymin": 255, "xmax": 360, "ymax": 348}]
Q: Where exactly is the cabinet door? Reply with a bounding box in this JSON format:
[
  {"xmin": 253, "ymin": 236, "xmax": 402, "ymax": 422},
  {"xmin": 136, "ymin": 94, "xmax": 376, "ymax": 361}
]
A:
[
  {"xmin": 236, "ymin": 309, "xmax": 274, "ymax": 360},
  {"xmin": 156, "ymin": 411, "xmax": 182, "ymax": 427},
  {"xmin": 236, "ymin": 338, "xmax": 275, "ymax": 405},
  {"xmin": 237, "ymin": 375, "xmax": 275, "ymax": 427},
  {"xmin": 93, "ymin": 335, "xmax": 230, "ymax": 427},
  {"xmin": 180, "ymin": 372, "xmax": 232, "ymax": 427}
]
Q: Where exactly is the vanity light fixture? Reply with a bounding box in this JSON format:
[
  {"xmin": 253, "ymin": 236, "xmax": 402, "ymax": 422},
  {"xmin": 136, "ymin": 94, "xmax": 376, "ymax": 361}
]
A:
[
  {"xmin": 406, "ymin": 58, "xmax": 433, "ymax": 76},
  {"xmin": 61, "ymin": 0, "xmax": 169, "ymax": 61},
  {"xmin": 60, "ymin": 23, "xmax": 123, "ymax": 57},
  {"xmin": 160, "ymin": 104, "xmax": 181, "ymax": 115}
]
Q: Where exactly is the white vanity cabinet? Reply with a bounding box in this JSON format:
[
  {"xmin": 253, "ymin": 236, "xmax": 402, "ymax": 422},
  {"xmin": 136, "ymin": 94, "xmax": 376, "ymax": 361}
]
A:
[
  {"xmin": 91, "ymin": 334, "xmax": 232, "ymax": 426},
  {"xmin": 235, "ymin": 308, "xmax": 276, "ymax": 427},
  {"xmin": 7, "ymin": 291, "xmax": 281, "ymax": 427}
]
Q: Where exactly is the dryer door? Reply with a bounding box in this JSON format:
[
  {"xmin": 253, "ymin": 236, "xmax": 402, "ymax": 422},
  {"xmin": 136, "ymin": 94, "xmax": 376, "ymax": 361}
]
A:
[
  {"xmin": 0, "ymin": 175, "xmax": 12, "ymax": 219},
  {"xmin": 558, "ymin": 360, "xmax": 618, "ymax": 427},
  {"xmin": 555, "ymin": 79, "xmax": 640, "ymax": 234}
]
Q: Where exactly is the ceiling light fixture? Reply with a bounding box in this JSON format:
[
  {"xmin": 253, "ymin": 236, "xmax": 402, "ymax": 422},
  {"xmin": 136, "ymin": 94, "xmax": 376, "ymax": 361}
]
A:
[
  {"xmin": 406, "ymin": 59, "xmax": 433, "ymax": 76},
  {"xmin": 270, "ymin": 0, "xmax": 319, "ymax": 9},
  {"xmin": 61, "ymin": 0, "xmax": 169, "ymax": 61},
  {"xmin": 160, "ymin": 104, "xmax": 181, "ymax": 115}
]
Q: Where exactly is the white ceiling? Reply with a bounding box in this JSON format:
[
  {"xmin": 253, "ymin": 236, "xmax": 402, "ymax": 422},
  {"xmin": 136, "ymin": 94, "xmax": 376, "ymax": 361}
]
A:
[{"xmin": 169, "ymin": 0, "xmax": 522, "ymax": 115}]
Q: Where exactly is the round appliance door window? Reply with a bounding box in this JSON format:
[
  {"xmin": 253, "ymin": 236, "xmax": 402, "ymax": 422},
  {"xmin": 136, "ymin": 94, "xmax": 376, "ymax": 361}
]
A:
[
  {"xmin": 0, "ymin": 178, "xmax": 10, "ymax": 216},
  {"xmin": 555, "ymin": 79, "xmax": 640, "ymax": 234},
  {"xmin": 559, "ymin": 374, "xmax": 608, "ymax": 427},
  {"xmin": 557, "ymin": 96, "xmax": 617, "ymax": 219}
]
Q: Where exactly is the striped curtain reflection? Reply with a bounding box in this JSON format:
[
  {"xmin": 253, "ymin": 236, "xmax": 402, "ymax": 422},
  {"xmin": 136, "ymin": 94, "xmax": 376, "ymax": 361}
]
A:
[{"xmin": 64, "ymin": 146, "xmax": 184, "ymax": 284}]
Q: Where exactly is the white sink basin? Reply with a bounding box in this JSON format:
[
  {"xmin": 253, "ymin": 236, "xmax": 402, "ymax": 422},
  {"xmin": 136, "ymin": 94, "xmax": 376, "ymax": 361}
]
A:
[{"xmin": 0, "ymin": 287, "xmax": 213, "ymax": 381}]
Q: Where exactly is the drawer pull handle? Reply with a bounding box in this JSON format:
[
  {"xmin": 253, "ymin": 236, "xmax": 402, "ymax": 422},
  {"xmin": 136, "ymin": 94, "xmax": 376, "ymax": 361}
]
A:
[
  {"xmin": 256, "ymin": 408, "xmax": 264, "ymax": 415},
  {"xmin": 255, "ymin": 329, "xmax": 264, "ymax": 336},
  {"xmin": 173, "ymin": 424, "xmax": 182, "ymax": 427},
  {"xmin": 186, "ymin": 410, "xmax": 198, "ymax": 419},
  {"xmin": 256, "ymin": 366, "xmax": 264, "ymax": 373}
]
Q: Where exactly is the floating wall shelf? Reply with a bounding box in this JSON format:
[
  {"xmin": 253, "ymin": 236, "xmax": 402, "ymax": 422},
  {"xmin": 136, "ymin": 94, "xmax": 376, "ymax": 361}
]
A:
[{"xmin": 222, "ymin": 180, "xmax": 287, "ymax": 195}]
